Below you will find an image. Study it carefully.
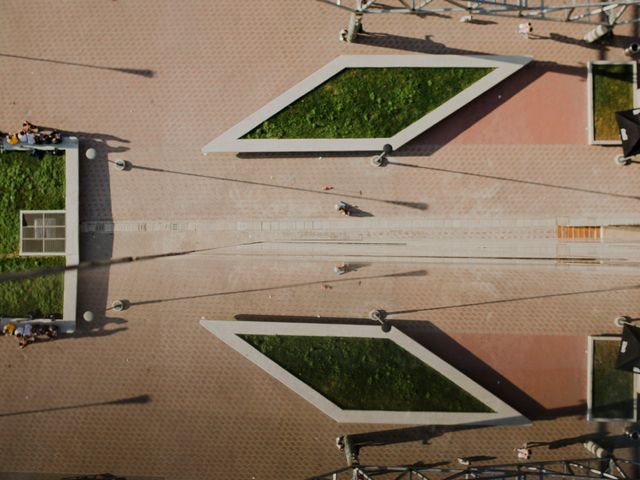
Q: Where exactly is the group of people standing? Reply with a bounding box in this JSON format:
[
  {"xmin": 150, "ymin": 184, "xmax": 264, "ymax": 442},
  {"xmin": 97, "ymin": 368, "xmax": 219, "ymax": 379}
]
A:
[
  {"xmin": 2, "ymin": 322, "xmax": 59, "ymax": 349},
  {"xmin": 4, "ymin": 120, "xmax": 63, "ymax": 146}
]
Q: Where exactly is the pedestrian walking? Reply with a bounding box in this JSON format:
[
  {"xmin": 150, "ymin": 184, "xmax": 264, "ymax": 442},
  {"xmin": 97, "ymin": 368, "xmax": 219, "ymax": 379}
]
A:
[
  {"xmin": 334, "ymin": 263, "xmax": 348, "ymax": 275},
  {"xmin": 515, "ymin": 443, "xmax": 532, "ymax": 460},
  {"xmin": 518, "ymin": 22, "xmax": 533, "ymax": 38},
  {"xmin": 335, "ymin": 201, "xmax": 351, "ymax": 216}
]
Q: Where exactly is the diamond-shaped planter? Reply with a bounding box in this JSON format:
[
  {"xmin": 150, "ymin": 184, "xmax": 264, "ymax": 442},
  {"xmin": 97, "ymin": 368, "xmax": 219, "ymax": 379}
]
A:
[
  {"xmin": 202, "ymin": 55, "xmax": 532, "ymax": 154},
  {"xmin": 201, "ymin": 320, "xmax": 529, "ymax": 425}
]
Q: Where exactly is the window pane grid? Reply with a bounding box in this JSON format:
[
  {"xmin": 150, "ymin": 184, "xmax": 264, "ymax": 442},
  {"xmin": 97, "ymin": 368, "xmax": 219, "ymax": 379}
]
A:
[{"xmin": 20, "ymin": 211, "xmax": 66, "ymax": 255}]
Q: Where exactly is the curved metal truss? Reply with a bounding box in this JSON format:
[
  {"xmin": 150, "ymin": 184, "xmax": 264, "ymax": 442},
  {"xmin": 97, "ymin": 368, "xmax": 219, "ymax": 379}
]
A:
[
  {"xmin": 319, "ymin": 0, "xmax": 640, "ymax": 26},
  {"xmin": 309, "ymin": 457, "xmax": 640, "ymax": 480}
]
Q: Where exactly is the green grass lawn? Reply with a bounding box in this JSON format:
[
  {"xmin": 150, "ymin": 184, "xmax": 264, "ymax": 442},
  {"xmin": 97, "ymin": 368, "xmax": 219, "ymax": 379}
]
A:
[
  {"xmin": 243, "ymin": 67, "xmax": 494, "ymax": 139},
  {"xmin": 0, "ymin": 151, "xmax": 65, "ymax": 254},
  {"xmin": 592, "ymin": 64, "xmax": 635, "ymax": 141},
  {"xmin": 592, "ymin": 339, "xmax": 635, "ymax": 419},
  {"xmin": 0, "ymin": 151, "xmax": 66, "ymax": 317},
  {"xmin": 0, "ymin": 256, "xmax": 65, "ymax": 317},
  {"xmin": 240, "ymin": 335, "xmax": 493, "ymax": 412}
]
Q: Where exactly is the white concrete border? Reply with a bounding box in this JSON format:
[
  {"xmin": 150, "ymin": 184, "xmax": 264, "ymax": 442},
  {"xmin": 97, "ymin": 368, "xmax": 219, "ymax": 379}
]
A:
[
  {"xmin": 202, "ymin": 55, "xmax": 532, "ymax": 153},
  {"xmin": 587, "ymin": 61, "xmax": 638, "ymax": 146},
  {"xmin": 63, "ymin": 138, "xmax": 79, "ymax": 333},
  {"xmin": 200, "ymin": 320, "xmax": 529, "ymax": 425},
  {"xmin": 2, "ymin": 137, "xmax": 79, "ymax": 333},
  {"xmin": 587, "ymin": 335, "xmax": 637, "ymax": 422}
]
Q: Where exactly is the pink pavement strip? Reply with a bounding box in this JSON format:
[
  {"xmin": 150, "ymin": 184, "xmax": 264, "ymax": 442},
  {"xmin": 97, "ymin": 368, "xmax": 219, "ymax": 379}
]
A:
[
  {"xmin": 425, "ymin": 67, "xmax": 588, "ymax": 145},
  {"xmin": 1, "ymin": 1, "xmax": 639, "ymax": 478}
]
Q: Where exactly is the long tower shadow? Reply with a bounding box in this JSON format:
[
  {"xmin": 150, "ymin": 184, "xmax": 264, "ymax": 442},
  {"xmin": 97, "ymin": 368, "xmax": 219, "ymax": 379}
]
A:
[
  {"xmin": 0, "ymin": 52, "xmax": 154, "ymax": 77},
  {"xmin": 0, "ymin": 394, "xmax": 151, "ymax": 418}
]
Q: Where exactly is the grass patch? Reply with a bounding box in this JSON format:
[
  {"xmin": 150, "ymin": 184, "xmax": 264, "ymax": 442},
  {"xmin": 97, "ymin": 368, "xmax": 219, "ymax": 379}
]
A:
[
  {"xmin": 0, "ymin": 257, "xmax": 65, "ymax": 317},
  {"xmin": 592, "ymin": 64, "xmax": 635, "ymax": 141},
  {"xmin": 592, "ymin": 339, "xmax": 635, "ymax": 419},
  {"xmin": 243, "ymin": 67, "xmax": 494, "ymax": 139},
  {"xmin": 240, "ymin": 335, "xmax": 492, "ymax": 412},
  {"xmin": 0, "ymin": 150, "xmax": 65, "ymax": 254},
  {"xmin": 0, "ymin": 151, "xmax": 66, "ymax": 317}
]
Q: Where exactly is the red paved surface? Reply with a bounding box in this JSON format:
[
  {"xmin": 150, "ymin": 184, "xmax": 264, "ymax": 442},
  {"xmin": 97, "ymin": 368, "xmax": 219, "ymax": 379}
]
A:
[
  {"xmin": 426, "ymin": 67, "xmax": 588, "ymax": 145},
  {"xmin": 1, "ymin": 0, "xmax": 640, "ymax": 478},
  {"xmin": 415, "ymin": 333, "xmax": 587, "ymax": 414}
]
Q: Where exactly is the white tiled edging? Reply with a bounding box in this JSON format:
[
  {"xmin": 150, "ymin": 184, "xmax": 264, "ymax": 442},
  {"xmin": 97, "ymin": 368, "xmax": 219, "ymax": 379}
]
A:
[
  {"xmin": 201, "ymin": 320, "xmax": 529, "ymax": 425},
  {"xmin": 202, "ymin": 55, "xmax": 532, "ymax": 153},
  {"xmin": 1, "ymin": 137, "xmax": 79, "ymax": 333},
  {"xmin": 587, "ymin": 61, "xmax": 638, "ymax": 145},
  {"xmin": 587, "ymin": 335, "xmax": 638, "ymax": 422},
  {"xmin": 63, "ymin": 138, "xmax": 79, "ymax": 333}
]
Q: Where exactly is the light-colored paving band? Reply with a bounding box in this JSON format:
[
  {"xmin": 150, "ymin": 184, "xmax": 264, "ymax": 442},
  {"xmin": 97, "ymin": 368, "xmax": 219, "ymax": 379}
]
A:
[
  {"xmin": 200, "ymin": 320, "xmax": 530, "ymax": 426},
  {"xmin": 80, "ymin": 214, "xmax": 640, "ymax": 234},
  {"xmin": 220, "ymin": 240, "xmax": 640, "ymax": 265},
  {"xmin": 81, "ymin": 219, "xmax": 640, "ymax": 263}
]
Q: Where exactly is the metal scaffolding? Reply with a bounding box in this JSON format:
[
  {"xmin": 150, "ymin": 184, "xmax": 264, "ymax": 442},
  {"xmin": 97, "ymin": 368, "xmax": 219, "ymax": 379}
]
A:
[
  {"xmin": 320, "ymin": 0, "xmax": 640, "ymax": 42},
  {"xmin": 308, "ymin": 456, "xmax": 640, "ymax": 479}
]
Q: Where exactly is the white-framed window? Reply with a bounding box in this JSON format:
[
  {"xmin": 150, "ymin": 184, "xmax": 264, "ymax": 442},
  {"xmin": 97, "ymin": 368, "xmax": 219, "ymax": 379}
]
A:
[{"xmin": 19, "ymin": 210, "xmax": 66, "ymax": 256}]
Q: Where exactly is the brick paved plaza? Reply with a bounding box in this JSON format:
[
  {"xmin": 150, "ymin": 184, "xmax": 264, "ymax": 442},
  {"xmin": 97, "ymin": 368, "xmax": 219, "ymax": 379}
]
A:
[{"xmin": 1, "ymin": 1, "xmax": 640, "ymax": 478}]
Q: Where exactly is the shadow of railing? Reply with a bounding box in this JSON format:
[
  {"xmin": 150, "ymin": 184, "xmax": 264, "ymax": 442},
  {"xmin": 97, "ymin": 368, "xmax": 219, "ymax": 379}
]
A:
[{"xmin": 355, "ymin": 28, "xmax": 614, "ymax": 63}]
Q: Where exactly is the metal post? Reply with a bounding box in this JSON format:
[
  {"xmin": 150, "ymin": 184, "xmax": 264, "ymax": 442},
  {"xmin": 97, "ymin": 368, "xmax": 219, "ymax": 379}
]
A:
[
  {"xmin": 371, "ymin": 144, "xmax": 393, "ymax": 167},
  {"xmin": 369, "ymin": 309, "xmax": 390, "ymax": 331},
  {"xmin": 346, "ymin": 12, "xmax": 363, "ymax": 42},
  {"xmin": 625, "ymin": 43, "xmax": 640, "ymax": 56}
]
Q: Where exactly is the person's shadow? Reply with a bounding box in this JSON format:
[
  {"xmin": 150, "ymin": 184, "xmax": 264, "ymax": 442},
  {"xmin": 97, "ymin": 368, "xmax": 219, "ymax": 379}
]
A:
[{"xmin": 348, "ymin": 205, "xmax": 374, "ymax": 217}]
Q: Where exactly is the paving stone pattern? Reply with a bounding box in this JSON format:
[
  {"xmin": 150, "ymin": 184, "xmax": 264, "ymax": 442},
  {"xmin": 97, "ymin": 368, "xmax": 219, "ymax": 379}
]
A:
[{"xmin": 1, "ymin": 1, "xmax": 639, "ymax": 479}]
